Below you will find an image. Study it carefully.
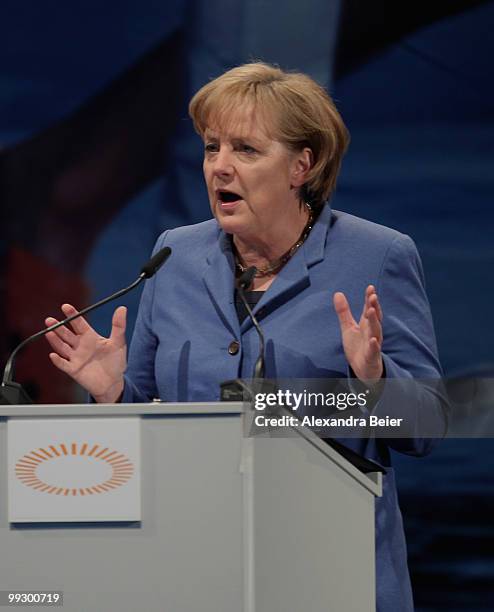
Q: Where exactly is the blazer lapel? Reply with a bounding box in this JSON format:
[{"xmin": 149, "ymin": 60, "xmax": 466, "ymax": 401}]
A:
[
  {"xmin": 202, "ymin": 204, "xmax": 332, "ymax": 335},
  {"xmin": 241, "ymin": 204, "xmax": 332, "ymax": 331},
  {"xmin": 202, "ymin": 230, "xmax": 240, "ymax": 337}
]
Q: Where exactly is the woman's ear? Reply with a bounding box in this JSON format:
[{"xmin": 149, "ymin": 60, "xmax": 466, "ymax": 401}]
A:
[{"xmin": 290, "ymin": 148, "xmax": 313, "ymax": 188}]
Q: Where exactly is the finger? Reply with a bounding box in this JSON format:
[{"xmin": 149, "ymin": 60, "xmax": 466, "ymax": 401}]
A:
[
  {"xmin": 48, "ymin": 352, "xmax": 72, "ymax": 374},
  {"xmin": 110, "ymin": 306, "xmax": 127, "ymax": 347},
  {"xmin": 45, "ymin": 316, "xmax": 78, "ymax": 348},
  {"xmin": 363, "ymin": 285, "xmax": 384, "ymax": 325},
  {"xmin": 368, "ymin": 292, "xmax": 383, "ymax": 322},
  {"xmin": 333, "ymin": 292, "xmax": 357, "ymax": 330},
  {"xmin": 365, "ymin": 307, "xmax": 383, "ymax": 345},
  {"xmin": 364, "ymin": 284, "xmax": 375, "ymax": 309},
  {"xmin": 61, "ymin": 303, "xmax": 91, "ymax": 335},
  {"xmin": 362, "ymin": 285, "xmax": 375, "ymax": 308},
  {"xmin": 358, "ymin": 285, "xmax": 374, "ymax": 322},
  {"xmin": 45, "ymin": 330, "xmax": 73, "ymax": 359},
  {"xmin": 364, "ymin": 337, "xmax": 383, "ymax": 366}
]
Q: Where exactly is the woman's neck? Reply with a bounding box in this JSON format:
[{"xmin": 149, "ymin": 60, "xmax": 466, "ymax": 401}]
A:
[{"xmin": 233, "ymin": 203, "xmax": 310, "ymax": 271}]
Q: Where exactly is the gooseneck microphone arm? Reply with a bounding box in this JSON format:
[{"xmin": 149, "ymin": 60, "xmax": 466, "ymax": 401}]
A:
[
  {"xmin": 1, "ymin": 246, "xmax": 172, "ymax": 404},
  {"xmin": 236, "ymin": 267, "xmax": 265, "ymax": 379},
  {"xmin": 220, "ymin": 266, "xmax": 267, "ymax": 402}
]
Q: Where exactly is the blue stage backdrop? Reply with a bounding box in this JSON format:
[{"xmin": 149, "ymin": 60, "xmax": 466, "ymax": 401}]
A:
[{"xmin": 1, "ymin": 1, "xmax": 493, "ymax": 609}]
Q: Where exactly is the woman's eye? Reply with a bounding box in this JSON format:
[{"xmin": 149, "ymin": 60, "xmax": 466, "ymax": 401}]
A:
[
  {"xmin": 204, "ymin": 143, "xmax": 218, "ymax": 153},
  {"xmin": 240, "ymin": 144, "xmax": 257, "ymax": 154}
]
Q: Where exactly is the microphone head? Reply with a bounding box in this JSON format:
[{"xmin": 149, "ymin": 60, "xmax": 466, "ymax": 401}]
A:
[
  {"xmin": 237, "ymin": 266, "xmax": 257, "ymax": 291},
  {"xmin": 140, "ymin": 247, "xmax": 172, "ymax": 279}
]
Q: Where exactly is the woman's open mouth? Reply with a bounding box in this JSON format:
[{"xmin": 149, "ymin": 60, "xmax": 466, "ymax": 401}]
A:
[{"xmin": 216, "ymin": 190, "xmax": 243, "ymax": 209}]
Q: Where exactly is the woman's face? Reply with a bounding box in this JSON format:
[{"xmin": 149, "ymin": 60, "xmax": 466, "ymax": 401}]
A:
[{"xmin": 202, "ymin": 111, "xmax": 310, "ymax": 242}]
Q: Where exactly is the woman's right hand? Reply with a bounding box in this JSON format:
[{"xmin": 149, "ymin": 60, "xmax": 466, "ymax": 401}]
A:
[{"xmin": 45, "ymin": 303, "xmax": 127, "ymax": 403}]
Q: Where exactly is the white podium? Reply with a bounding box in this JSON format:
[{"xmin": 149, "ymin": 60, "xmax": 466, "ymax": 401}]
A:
[{"xmin": 0, "ymin": 402, "xmax": 382, "ymax": 612}]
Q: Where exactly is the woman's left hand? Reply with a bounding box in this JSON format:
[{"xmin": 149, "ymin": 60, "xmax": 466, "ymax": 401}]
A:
[{"xmin": 333, "ymin": 285, "xmax": 384, "ymax": 384}]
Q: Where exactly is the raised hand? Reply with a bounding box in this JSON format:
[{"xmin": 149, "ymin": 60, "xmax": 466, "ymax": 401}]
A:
[
  {"xmin": 45, "ymin": 303, "xmax": 127, "ymax": 403},
  {"xmin": 333, "ymin": 285, "xmax": 384, "ymax": 384}
]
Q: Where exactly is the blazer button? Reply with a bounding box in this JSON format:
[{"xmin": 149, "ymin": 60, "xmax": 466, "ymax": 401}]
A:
[{"xmin": 228, "ymin": 340, "xmax": 240, "ymax": 355}]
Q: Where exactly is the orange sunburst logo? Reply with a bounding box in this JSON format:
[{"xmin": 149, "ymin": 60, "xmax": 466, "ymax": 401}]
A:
[{"xmin": 15, "ymin": 442, "xmax": 134, "ymax": 496}]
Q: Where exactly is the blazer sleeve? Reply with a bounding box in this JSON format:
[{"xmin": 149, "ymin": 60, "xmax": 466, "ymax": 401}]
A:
[
  {"xmin": 121, "ymin": 232, "xmax": 170, "ymax": 403},
  {"xmin": 371, "ymin": 233, "xmax": 449, "ymax": 455}
]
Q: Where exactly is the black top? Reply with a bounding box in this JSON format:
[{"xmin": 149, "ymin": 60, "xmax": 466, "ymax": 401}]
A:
[{"xmin": 234, "ymin": 290, "xmax": 264, "ymax": 324}]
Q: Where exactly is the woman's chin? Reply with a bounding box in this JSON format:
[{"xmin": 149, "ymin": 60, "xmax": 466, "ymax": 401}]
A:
[
  {"xmin": 217, "ymin": 219, "xmax": 242, "ymax": 236},
  {"xmin": 215, "ymin": 210, "xmax": 249, "ymax": 235}
]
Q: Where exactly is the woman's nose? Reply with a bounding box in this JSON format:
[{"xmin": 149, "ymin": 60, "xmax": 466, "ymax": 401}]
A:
[{"xmin": 212, "ymin": 147, "xmax": 234, "ymax": 176}]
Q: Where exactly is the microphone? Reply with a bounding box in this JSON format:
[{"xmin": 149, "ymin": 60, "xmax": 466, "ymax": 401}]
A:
[
  {"xmin": 236, "ymin": 267, "xmax": 265, "ymax": 379},
  {"xmin": 1, "ymin": 246, "xmax": 172, "ymax": 405},
  {"xmin": 140, "ymin": 247, "xmax": 172, "ymax": 279},
  {"xmin": 237, "ymin": 266, "xmax": 257, "ymax": 291},
  {"xmin": 220, "ymin": 266, "xmax": 268, "ymax": 402}
]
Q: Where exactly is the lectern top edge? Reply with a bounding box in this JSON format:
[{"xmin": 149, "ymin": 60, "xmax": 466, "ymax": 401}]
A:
[{"xmin": 0, "ymin": 401, "xmax": 244, "ymax": 418}]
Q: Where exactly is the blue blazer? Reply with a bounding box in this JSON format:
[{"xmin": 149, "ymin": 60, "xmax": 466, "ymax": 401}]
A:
[{"xmin": 124, "ymin": 203, "xmax": 447, "ymax": 612}]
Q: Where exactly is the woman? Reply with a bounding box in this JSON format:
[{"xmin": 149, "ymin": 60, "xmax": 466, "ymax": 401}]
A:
[{"xmin": 45, "ymin": 63, "xmax": 447, "ymax": 610}]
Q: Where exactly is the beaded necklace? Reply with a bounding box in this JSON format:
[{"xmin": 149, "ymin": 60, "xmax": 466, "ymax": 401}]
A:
[{"xmin": 234, "ymin": 204, "xmax": 314, "ymax": 279}]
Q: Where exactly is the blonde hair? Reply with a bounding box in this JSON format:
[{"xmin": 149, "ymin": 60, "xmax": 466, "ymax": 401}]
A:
[{"xmin": 189, "ymin": 62, "xmax": 350, "ymax": 209}]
